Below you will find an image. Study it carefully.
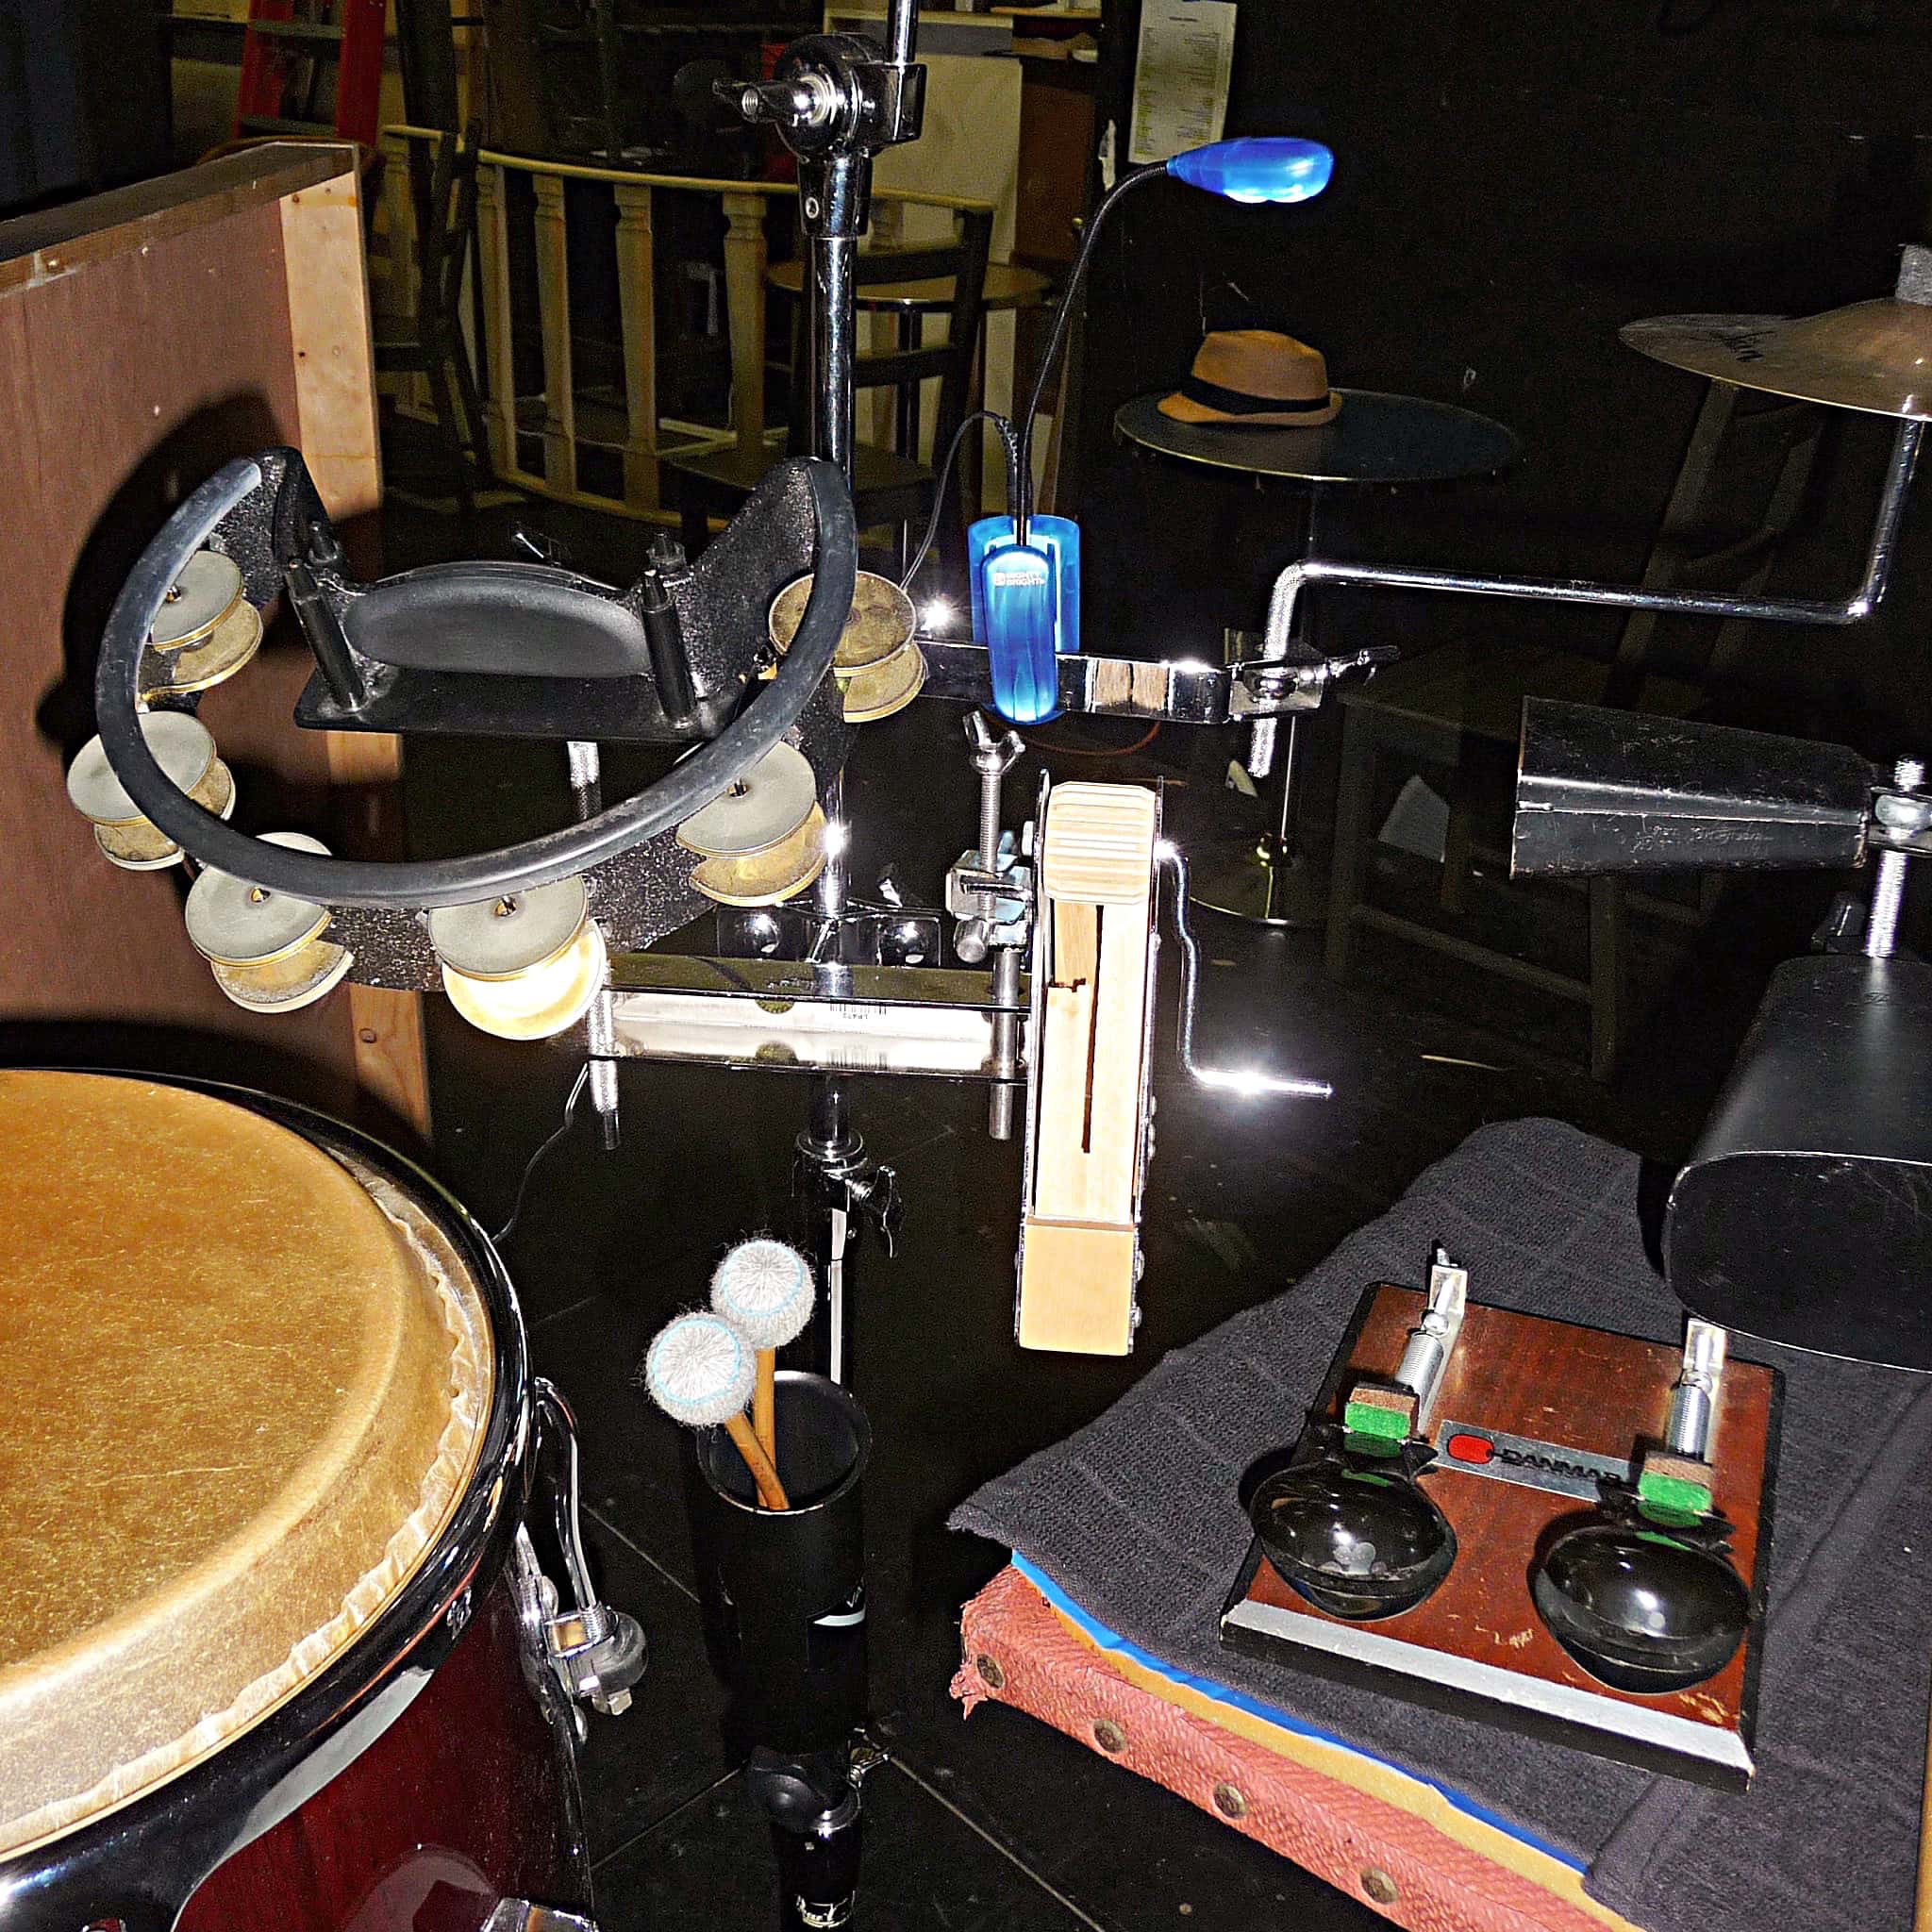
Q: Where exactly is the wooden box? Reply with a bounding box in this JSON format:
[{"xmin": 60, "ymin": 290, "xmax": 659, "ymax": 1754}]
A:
[{"xmin": 0, "ymin": 146, "xmax": 425, "ymax": 1134}]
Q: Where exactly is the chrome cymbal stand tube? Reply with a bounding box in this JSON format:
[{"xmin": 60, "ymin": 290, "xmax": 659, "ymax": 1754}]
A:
[{"xmin": 714, "ymin": 12, "xmax": 924, "ymax": 1922}]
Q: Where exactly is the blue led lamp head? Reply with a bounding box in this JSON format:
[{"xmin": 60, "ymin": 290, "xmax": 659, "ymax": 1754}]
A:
[{"xmin": 1165, "ymin": 137, "xmax": 1334, "ymax": 205}]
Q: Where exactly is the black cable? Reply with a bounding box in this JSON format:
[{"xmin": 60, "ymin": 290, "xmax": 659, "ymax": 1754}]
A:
[
  {"xmin": 1012, "ymin": 162, "xmax": 1169, "ymax": 538},
  {"xmin": 897, "ymin": 408, "xmax": 1022, "ymax": 595},
  {"xmin": 94, "ymin": 453, "xmax": 858, "ymax": 909},
  {"xmin": 491, "ymin": 1061, "xmax": 591, "ymax": 1247}
]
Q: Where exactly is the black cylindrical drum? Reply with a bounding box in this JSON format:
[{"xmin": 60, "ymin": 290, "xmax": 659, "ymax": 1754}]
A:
[
  {"xmin": 691, "ymin": 1371, "xmax": 870, "ymax": 1756},
  {"xmin": 1667, "ymin": 954, "xmax": 1932, "ymax": 1370}
]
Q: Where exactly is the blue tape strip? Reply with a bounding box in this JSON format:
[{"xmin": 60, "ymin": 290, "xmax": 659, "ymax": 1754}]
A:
[{"xmin": 1008, "ymin": 1553, "xmax": 1584, "ymax": 1874}]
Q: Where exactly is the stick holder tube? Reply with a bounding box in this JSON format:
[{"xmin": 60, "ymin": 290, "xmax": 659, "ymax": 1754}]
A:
[{"xmin": 691, "ymin": 1371, "xmax": 870, "ymax": 1757}]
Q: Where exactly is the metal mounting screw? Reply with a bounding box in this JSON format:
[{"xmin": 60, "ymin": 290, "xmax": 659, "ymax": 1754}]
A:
[
  {"xmin": 964, "ymin": 711, "xmax": 1024, "ymax": 869},
  {"xmin": 1866, "ymin": 756, "xmax": 1924, "ymax": 959}
]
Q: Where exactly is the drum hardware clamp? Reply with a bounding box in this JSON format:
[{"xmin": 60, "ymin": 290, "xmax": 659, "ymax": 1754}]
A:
[
  {"xmin": 1240, "ymin": 404, "xmax": 1921, "ymax": 779},
  {"xmin": 482, "ymin": 1903, "xmax": 599, "ymax": 1932},
  {"xmin": 520, "ymin": 1380, "xmax": 647, "ymax": 1724}
]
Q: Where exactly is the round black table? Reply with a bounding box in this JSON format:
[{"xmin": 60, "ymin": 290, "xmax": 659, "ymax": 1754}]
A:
[
  {"xmin": 1115, "ymin": 388, "xmax": 1520, "ymax": 487},
  {"xmin": 1115, "ymin": 388, "xmax": 1520, "ymax": 925}
]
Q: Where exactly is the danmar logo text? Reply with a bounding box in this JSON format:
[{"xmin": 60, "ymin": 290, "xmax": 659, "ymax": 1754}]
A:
[{"xmin": 1492, "ymin": 1441, "xmax": 1599, "ymax": 1481}]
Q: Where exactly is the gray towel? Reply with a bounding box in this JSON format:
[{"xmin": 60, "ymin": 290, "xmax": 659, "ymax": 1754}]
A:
[{"xmin": 950, "ymin": 1118, "xmax": 1932, "ymax": 1931}]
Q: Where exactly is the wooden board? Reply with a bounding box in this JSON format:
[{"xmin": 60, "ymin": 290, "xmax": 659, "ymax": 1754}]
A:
[
  {"xmin": 1019, "ymin": 782, "xmax": 1158, "ymax": 1355},
  {"xmin": 0, "ymin": 149, "xmax": 427, "ymax": 1138},
  {"xmin": 1224, "ymin": 1286, "xmax": 1778, "ymax": 1789}
]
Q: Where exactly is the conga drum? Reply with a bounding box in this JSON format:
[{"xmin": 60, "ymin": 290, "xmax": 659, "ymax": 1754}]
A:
[{"xmin": 0, "ymin": 1072, "xmax": 634, "ymax": 1932}]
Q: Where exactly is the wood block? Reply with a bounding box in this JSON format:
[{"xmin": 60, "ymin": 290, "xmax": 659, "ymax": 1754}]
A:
[
  {"xmin": 1039, "ymin": 782, "xmax": 1158, "ymax": 904},
  {"xmin": 1017, "ymin": 1220, "xmax": 1139, "ymax": 1355}
]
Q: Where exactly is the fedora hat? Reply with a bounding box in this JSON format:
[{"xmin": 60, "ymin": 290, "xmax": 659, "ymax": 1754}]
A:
[{"xmin": 1158, "ymin": 329, "xmax": 1341, "ymax": 428}]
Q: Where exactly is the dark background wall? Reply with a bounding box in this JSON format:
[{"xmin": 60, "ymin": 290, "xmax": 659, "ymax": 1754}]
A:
[
  {"xmin": 1070, "ymin": 0, "xmax": 1932, "ymax": 758},
  {"xmin": 0, "ymin": 0, "xmax": 169, "ymax": 214}
]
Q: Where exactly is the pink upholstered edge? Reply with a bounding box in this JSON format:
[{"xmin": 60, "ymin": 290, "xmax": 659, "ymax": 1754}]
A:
[{"xmin": 952, "ymin": 1564, "xmax": 1630, "ymax": 1932}]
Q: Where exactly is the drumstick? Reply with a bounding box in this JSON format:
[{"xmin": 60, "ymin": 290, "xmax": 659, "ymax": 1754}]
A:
[
  {"xmin": 710, "ymin": 1238, "xmax": 816, "ymax": 1463},
  {"xmin": 643, "ymin": 1311, "xmax": 791, "ymax": 1510}
]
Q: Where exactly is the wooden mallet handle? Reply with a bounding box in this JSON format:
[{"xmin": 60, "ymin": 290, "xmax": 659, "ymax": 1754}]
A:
[
  {"xmin": 754, "ymin": 1349, "xmax": 777, "ymax": 1461},
  {"xmin": 725, "ymin": 1411, "xmax": 791, "ymax": 1510}
]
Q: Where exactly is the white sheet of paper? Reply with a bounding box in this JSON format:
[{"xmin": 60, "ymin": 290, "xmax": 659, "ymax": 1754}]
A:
[{"xmin": 1128, "ymin": 0, "xmax": 1237, "ymax": 167}]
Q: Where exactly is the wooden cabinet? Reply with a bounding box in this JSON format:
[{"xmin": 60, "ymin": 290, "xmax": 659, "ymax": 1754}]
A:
[{"xmin": 0, "ymin": 146, "xmax": 428, "ymax": 1136}]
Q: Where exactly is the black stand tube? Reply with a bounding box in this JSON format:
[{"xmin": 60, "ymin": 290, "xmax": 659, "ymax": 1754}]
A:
[{"xmin": 691, "ymin": 1374, "xmax": 871, "ymax": 1927}]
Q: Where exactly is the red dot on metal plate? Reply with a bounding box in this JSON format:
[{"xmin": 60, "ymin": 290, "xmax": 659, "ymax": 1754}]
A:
[{"xmin": 1446, "ymin": 1431, "xmax": 1494, "ymax": 1464}]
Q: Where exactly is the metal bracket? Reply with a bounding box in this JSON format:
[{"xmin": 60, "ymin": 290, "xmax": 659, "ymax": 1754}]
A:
[
  {"xmin": 604, "ymin": 953, "xmax": 1020, "ymax": 1079},
  {"xmin": 483, "ymin": 1904, "xmax": 599, "ymax": 1932},
  {"xmin": 1344, "ymin": 1244, "xmax": 1466, "ymax": 1444},
  {"xmin": 716, "ymin": 904, "xmax": 945, "ymax": 968},
  {"xmin": 1396, "ymin": 1247, "xmax": 1469, "ymax": 1431},
  {"xmin": 1157, "ymin": 841, "xmax": 1332, "ymax": 1099},
  {"xmin": 529, "ymin": 1381, "xmax": 646, "ymax": 1719}
]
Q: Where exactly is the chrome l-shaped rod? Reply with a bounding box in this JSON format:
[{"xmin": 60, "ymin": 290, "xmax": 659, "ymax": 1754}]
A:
[{"xmin": 1246, "ymin": 415, "xmax": 1922, "ymax": 775}]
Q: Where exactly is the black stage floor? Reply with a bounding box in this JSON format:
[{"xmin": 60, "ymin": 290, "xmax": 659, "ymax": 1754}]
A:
[{"xmin": 386, "ymin": 488, "xmax": 1819, "ymax": 1931}]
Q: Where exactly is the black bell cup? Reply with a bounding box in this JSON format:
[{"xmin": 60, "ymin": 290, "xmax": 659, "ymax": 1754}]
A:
[
  {"xmin": 1248, "ymin": 1456, "xmax": 1457, "ymax": 1621},
  {"xmin": 1531, "ymin": 1518, "xmax": 1750, "ymax": 1695}
]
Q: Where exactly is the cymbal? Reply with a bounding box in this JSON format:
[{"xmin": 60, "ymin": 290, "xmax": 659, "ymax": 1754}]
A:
[
  {"xmin": 769, "ymin": 570, "xmax": 914, "ymax": 672},
  {"xmin": 840, "ymin": 638, "xmax": 925, "ymax": 724},
  {"xmin": 690, "ymin": 803, "xmax": 828, "ymax": 908},
  {"xmin": 149, "ymin": 550, "xmax": 244, "ymax": 650},
  {"xmin": 145, "ymin": 597, "xmax": 262, "ymax": 697},
  {"xmin": 675, "ymin": 741, "xmax": 816, "ymax": 858},
  {"xmin": 1622, "ymin": 294, "xmax": 1932, "ymax": 421},
  {"xmin": 428, "ymin": 875, "xmax": 590, "ymax": 979},
  {"xmin": 186, "ymin": 831, "xmax": 333, "ymax": 966}
]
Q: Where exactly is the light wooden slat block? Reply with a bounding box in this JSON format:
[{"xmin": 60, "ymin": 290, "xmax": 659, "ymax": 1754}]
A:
[
  {"xmin": 1040, "ymin": 782, "xmax": 1159, "ymax": 904},
  {"xmin": 1032, "ymin": 978, "xmax": 1095, "ymax": 1222},
  {"xmin": 1017, "ymin": 1222, "xmax": 1140, "ymax": 1356},
  {"xmin": 612, "ymin": 180, "xmax": 659, "ymax": 513},
  {"xmin": 1019, "ymin": 780, "xmax": 1160, "ymax": 1355},
  {"xmin": 721, "ymin": 191, "xmax": 768, "ymax": 460},
  {"xmin": 532, "ymin": 172, "xmax": 576, "ymax": 494}
]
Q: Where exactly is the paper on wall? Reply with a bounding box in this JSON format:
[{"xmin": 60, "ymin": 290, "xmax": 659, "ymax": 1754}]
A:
[{"xmin": 1128, "ymin": 0, "xmax": 1237, "ymax": 167}]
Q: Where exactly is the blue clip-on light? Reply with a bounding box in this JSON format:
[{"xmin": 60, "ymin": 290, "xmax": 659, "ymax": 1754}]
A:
[{"xmin": 980, "ymin": 136, "xmax": 1335, "ymax": 725}]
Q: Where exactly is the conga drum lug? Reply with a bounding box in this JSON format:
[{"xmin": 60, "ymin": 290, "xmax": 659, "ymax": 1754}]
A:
[{"xmin": 525, "ymin": 1382, "xmax": 650, "ymax": 1720}]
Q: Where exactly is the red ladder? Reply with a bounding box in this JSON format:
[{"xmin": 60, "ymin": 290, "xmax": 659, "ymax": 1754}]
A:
[{"xmin": 235, "ymin": 0, "xmax": 387, "ymax": 149}]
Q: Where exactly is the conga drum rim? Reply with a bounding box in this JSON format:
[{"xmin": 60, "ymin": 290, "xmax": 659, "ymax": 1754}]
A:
[{"xmin": 0, "ymin": 1073, "xmax": 532, "ymax": 1927}]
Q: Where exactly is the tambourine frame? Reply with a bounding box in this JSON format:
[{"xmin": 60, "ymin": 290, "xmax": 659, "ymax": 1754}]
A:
[{"xmin": 92, "ymin": 450, "xmax": 858, "ymax": 911}]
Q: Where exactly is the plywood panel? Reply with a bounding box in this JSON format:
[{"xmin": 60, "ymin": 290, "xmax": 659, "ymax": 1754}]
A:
[{"xmin": 0, "ymin": 163, "xmax": 423, "ymax": 1136}]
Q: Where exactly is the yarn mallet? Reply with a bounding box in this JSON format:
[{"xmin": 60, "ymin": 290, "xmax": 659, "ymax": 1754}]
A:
[
  {"xmin": 710, "ymin": 1239, "xmax": 816, "ymax": 1462},
  {"xmin": 644, "ymin": 1311, "xmax": 791, "ymax": 1509}
]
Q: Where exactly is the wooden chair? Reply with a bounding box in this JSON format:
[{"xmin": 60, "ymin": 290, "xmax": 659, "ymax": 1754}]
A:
[
  {"xmin": 375, "ymin": 124, "xmax": 489, "ymax": 519},
  {"xmin": 664, "ymin": 206, "xmax": 994, "ymax": 568},
  {"xmin": 1324, "ymin": 381, "xmax": 1825, "ymax": 1079}
]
